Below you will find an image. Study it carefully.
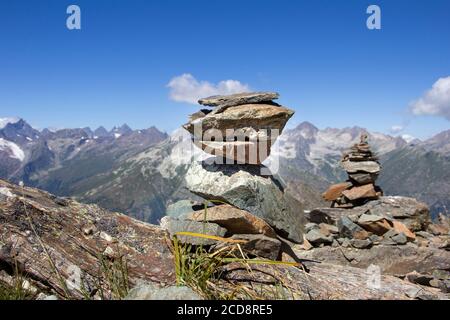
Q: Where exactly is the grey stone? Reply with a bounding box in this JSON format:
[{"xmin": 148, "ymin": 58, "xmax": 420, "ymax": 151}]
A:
[
  {"xmin": 416, "ymin": 231, "xmax": 433, "ymax": 239},
  {"xmin": 358, "ymin": 214, "xmax": 385, "ymax": 224},
  {"xmin": 126, "ymin": 283, "xmax": 202, "ymax": 300},
  {"xmin": 432, "ymin": 269, "xmax": 450, "ymax": 280},
  {"xmin": 392, "ymin": 233, "xmax": 408, "ymax": 245},
  {"xmin": 306, "ymin": 207, "xmax": 366, "ymax": 225},
  {"xmin": 383, "ymin": 229, "xmax": 399, "ymax": 238},
  {"xmin": 166, "ymin": 200, "xmax": 201, "ymax": 218},
  {"xmin": 349, "ymin": 173, "xmax": 378, "ymax": 185},
  {"xmin": 305, "ymin": 229, "xmax": 333, "ymax": 245},
  {"xmin": 36, "ymin": 293, "xmax": 58, "ymax": 300},
  {"xmin": 439, "ymin": 280, "xmax": 450, "ymax": 293},
  {"xmin": 381, "ymin": 238, "xmax": 397, "ymax": 246},
  {"xmin": 341, "ymin": 160, "xmax": 381, "ymax": 174},
  {"xmin": 198, "ymin": 92, "xmax": 279, "ymax": 109},
  {"xmin": 341, "ymin": 238, "xmax": 352, "ymax": 248},
  {"xmin": 337, "ymin": 216, "xmax": 369, "ymax": 239},
  {"xmin": 185, "ymin": 160, "xmax": 305, "ymax": 243},
  {"xmin": 350, "ymin": 238, "xmax": 373, "ymax": 249},
  {"xmin": 296, "ymin": 243, "xmax": 450, "ymax": 279},
  {"xmin": 406, "ymin": 272, "xmax": 434, "ymax": 286},
  {"xmin": 305, "ymin": 223, "xmax": 319, "ymax": 233},
  {"xmin": 160, "ymin": 216, "xmax": 227, "ymax": 246},
  {"xmin": 319, "ymin": 223, "xmax": 339, "ymax": 234},
  {"xmin": 369, "ymin": 234, "xmax": 382, "ymax": 243}
]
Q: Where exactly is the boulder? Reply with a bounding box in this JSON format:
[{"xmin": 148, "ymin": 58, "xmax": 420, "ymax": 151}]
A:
[
  {"xmin": 342, "ymin": 184, "xmax": 378, "ymax": 201},
  {"xmin": 337, "ymin": 216, "xmax": 370, "ymax": 240},
  {"xmin": 160, "ymin": 216, "xmax": 227, "ymax": 246},
  {"xmin": 126, "ymin": 283, "xmax": 202, "ymax": 300},
  {"xmin": 185, "ymin": 160, "xmax": 305, "ymax": 243},
  {"xmin": 322, "ymin": 182, "xmax": 352, "ymax": 201},
  {"xmin": 186, "ymin": 204, "xmax": 277, "ymax": 238}
]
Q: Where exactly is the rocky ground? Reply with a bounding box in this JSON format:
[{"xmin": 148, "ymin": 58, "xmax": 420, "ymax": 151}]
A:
[
  {"xmin": 1, "ymin": 179, "xmax": 448, "ymax": 300},
  {"xmin": 295, "ymin": 196, "xmax": 450, "ymax": 296}
]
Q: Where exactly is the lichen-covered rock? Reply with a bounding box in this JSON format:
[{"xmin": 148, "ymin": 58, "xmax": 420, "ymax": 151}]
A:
[{"xmin": 0, "ymin": 179, "xmax": 176, "ymax": 299}]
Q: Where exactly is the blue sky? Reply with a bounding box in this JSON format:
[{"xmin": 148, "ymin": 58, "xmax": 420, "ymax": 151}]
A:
[{"xmin": 0, "ymin": 0, "xmax": 449, "ymax": 139}]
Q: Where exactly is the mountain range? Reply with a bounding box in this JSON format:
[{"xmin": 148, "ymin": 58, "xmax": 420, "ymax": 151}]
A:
[{"xmin": 1, "ymin": 117, "xmax": 448, "ymax": 222}]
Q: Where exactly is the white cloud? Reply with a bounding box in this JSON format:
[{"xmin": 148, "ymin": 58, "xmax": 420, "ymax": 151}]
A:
[
  {"xmin": 410, "ymin": 76, "xmax": 450, "ymax": 120},
  {"xmin": 390, "ymin": 125, "xmax": 404, "ymax": 134},
  {"xmin": 167, "ymin": 73, "xmax": 250, "ymax": 104}
]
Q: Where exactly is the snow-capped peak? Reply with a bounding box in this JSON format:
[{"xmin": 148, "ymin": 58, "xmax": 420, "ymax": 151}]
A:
[
  {"xmin": 0, "ymin": 117, "xmax": 20, "ymax": 129},
  {"xmin": 401, "ymin": 134, "xmax": 416, "ymax": 143}
]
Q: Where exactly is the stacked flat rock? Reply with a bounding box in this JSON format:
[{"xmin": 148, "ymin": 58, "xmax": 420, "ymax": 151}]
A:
[
  {"xmin": 322, "ymin": 134, "xmax": 383, "ymax": 208},
  {"xmin": 183, "ymin": 92, "xmax": 294, "ymax": 165}
]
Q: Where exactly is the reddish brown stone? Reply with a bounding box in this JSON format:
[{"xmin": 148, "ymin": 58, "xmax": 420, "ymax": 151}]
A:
[
  {"xmin": 359, "ymin": 219, "xmax": 392, "ymax": 236},
  {"xmin": 322, "ymin": 182, "xmax": 352, "ymax": 201},
  {"xmin": 393, "ymin": 221, "xmax": 416, "ymax": 241},
  {"xmin": 342, "ymin": 184, "xmax": 378, "ymax": 201},
  {"xmin": 187, "ymin": 204, "xmax": 277, "ymax": 238}
]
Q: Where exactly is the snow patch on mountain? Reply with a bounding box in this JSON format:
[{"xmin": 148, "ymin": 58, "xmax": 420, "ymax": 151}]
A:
[
  {"xmin": 0, "ymin": 117, "xmax": 20, "ymax": 129},
  {"xmin": 0, "ymin": 138, "xmax": 25, "ymax": 161}
]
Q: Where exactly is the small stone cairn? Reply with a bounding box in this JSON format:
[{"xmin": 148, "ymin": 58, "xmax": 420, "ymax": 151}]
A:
[{"xmin": 322, "ymin": 134, "xmax": 383, "ymax": 208}]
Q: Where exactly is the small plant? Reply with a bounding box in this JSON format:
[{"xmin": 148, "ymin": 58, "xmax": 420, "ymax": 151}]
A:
[
  {"xmin": 0, "ymin": 262, "xmax": 35, "ymax": 300},
  {"xmin": 96, "ymin": 254, "xmax": 130, "ymax": 300}
]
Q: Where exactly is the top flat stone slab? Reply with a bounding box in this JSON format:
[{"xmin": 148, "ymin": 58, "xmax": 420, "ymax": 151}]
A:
[{"xmin": 198, "ymin": 92, "xmax": 279, "ymax": 108}]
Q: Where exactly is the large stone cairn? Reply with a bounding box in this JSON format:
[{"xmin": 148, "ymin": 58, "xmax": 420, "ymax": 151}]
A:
[
  {"xmin": 322, "ymin": 134, "xmax": 383, "ymax": 208},
  {"xmin": 161, "ymin": 92, "xmax": 305, "ymax": 260}
]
